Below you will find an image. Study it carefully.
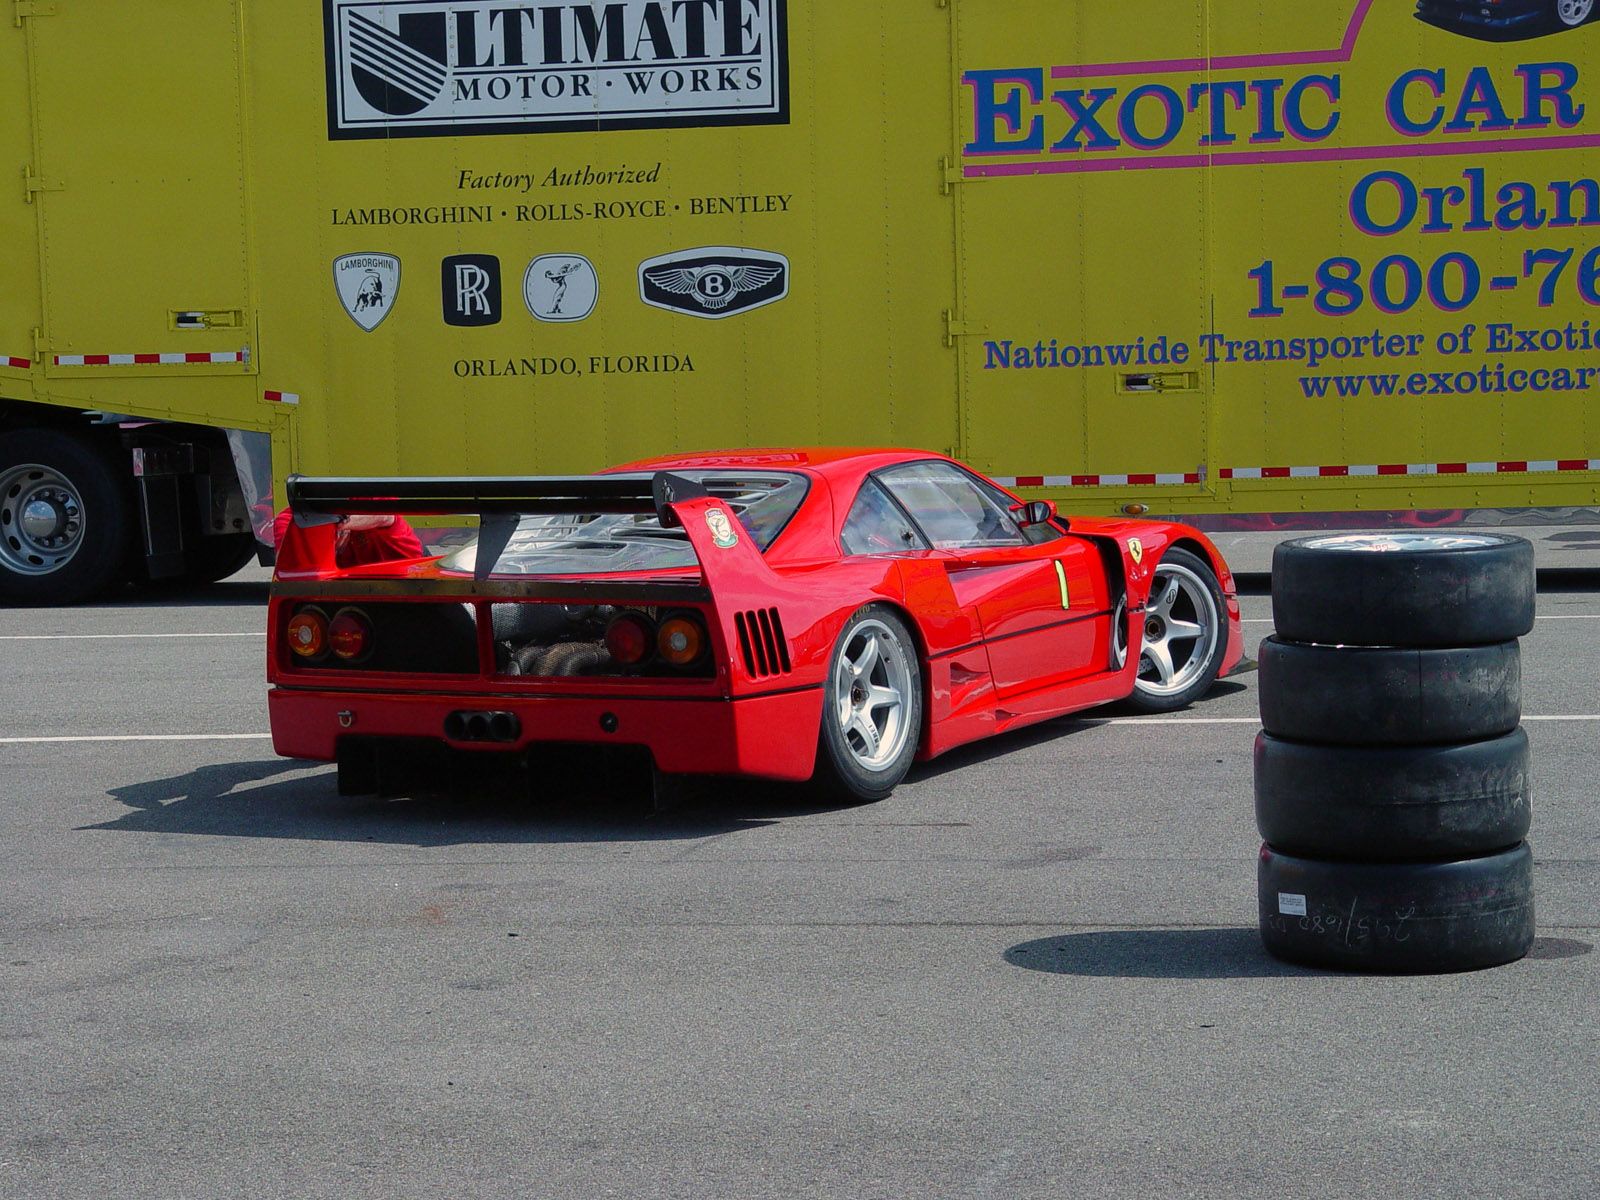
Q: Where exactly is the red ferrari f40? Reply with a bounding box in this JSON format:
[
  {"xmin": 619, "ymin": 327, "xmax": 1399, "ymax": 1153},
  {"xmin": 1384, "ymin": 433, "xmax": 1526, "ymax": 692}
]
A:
[{"xmin": 268, "ymin": 449, "xmax": 1243, "ymax": 801}]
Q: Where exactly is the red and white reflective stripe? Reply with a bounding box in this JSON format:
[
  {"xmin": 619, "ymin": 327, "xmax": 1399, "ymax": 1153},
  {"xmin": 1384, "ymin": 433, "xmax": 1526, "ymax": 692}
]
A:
[
  {"xmin": 1221, "ymin": 460, "xmax": 1600, "ymax": 480},
  {"xmin": 263, "ymin": 390, "xmax": 299, "ymax": 404},
  {"xmin": 998, "ymin": 472, "xmax": 1203, "ymax": 488},
  {"xmin": 52, "ymin": 351, "xmax": 246, "ymax": 366},
  {"xmin": 2, "ymin": 354, "xmax": 32, "ymax": 369}
]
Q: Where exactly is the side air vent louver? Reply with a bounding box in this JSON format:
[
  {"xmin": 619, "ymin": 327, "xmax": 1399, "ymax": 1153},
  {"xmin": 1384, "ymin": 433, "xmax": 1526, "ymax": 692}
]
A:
[{"xmin": 735, "ymin": 607, "xmax": 792, "ymax": 679}]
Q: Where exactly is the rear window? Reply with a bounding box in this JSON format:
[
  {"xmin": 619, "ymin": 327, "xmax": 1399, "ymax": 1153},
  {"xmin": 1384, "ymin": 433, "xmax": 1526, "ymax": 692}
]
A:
[{"xmin": 440, "ymin": 471, "xmax": 809, "ymax": 577}]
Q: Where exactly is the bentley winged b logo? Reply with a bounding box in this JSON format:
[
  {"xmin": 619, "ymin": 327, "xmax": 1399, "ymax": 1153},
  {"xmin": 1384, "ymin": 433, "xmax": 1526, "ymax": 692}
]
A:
[{"xmin": 639, "ymin": 247, "xmax": 790, "ymax": 319}]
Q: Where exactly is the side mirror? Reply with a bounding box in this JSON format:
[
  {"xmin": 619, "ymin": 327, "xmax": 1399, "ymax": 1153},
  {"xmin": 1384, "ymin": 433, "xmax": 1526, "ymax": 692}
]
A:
[{"xmin": 1012, "ymin": 499, "xmax": 1058, "ymax": 528}]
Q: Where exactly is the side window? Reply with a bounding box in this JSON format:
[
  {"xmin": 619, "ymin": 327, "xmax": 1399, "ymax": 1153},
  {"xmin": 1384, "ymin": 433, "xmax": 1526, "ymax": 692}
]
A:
[
  {"xmin": 841, "ymin": 479, "xmax": 930, "ymax": 555},
  {"xmin": 878, "ymin": 462, "xmax": 1029, "ymax": 550},
  {"xmin": 972, "ymin": 476, "xmax": 1063, "ymax": 545}
]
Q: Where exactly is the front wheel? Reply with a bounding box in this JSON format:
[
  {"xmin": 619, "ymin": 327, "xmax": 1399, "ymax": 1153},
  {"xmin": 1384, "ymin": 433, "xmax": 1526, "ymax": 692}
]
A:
[
  {"xmin": 0, "ymin": 428, "xmax": 132, "ymax": 604},
  {"xmin": 1124, "ymin": 546, "xmax": 1227, "ymax": 713},
  {"xmin": 812, "ymin": 606, "xmax": 923, "ymax": 803}
]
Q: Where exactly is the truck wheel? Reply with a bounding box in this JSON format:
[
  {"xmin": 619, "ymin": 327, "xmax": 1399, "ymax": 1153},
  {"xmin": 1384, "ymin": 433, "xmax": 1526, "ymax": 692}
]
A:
[
  {"xmin": 1254, "ymin": 729, "xmax": 1531, "ymax": 861},
  {"xmin": 1270, "ymin": 532, "xmax": 1533, "ymax": 648},
  {"xmin": 1126, "ymin": 547, "xmax": 1227, "ymax": 712},
  {"xmin": 1552, "ymin": 0, "xmax": 1594, "ymax": 27},
  {"xmin": 1258, "ymin": 636, "xmax": 1520, "ymax": 745},
  {"xmin": 0, "ymin": 429, "xmax": 131, "ymax": 604},
  {"xmin": 812, "ymin": 606, "xmax": 922, "ymax": 802},
  {"xmin": 181, "ymin": 531, "xmax": 259, "ymax": 584},
  {"xmin": 1258, "ymin": 843, "xmax": 1535, "ymax": 973}
]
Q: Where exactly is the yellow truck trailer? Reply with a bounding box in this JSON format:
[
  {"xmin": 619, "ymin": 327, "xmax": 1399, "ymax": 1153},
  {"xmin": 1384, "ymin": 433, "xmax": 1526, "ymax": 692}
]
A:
[{"xmin": 3, "ymin": 0, "xmax": 1598, "ymax": 601}]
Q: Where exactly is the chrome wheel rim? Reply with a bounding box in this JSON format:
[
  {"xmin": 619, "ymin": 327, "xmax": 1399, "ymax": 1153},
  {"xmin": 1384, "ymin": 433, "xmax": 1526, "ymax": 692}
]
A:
[
  {"xmin": 831, "ymin": 618, "xmax": 914, "ymax": 772},
  {"xmin": 1135, "ymin": 562, "xmax": 1220, "ymax": 698},
  {"xmin": 0, "ymin": 463, "xmax": 86, "ymax": 576},
  {"xmin": 1110, "ymin": 593, "xmax": 1129, "ymax": 671},
  {"xmin": 1557, "ymin": 0, "xmax": 1592, "ymax": 25}
]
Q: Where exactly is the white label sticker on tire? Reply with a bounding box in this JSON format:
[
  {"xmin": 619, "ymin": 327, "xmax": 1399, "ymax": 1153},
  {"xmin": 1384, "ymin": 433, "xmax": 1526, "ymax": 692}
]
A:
[{"xmin": 1278, "ymin": 893, "xmax": 1308, "ymax": 917}]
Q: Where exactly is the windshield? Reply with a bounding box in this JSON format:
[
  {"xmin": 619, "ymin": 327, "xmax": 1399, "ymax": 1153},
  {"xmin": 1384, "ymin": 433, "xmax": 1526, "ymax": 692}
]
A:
[{"xmin": 439, "ymin": 471, "xmax": 809, "ymax": 576}]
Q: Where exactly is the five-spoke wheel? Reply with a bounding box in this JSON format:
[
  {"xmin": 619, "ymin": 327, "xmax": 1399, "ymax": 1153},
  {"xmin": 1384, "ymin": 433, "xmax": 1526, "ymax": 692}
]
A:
[
  {"xmin": 1125, "ymin": 547, "xmax": 1228, "ymax": 712},
  {"xmin": 814, "ymin": 606, "xmax": 922, "ymax": 801}
]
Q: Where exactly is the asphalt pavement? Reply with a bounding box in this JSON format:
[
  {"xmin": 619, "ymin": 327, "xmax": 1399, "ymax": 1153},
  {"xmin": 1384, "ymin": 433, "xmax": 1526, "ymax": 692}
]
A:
[{"xmin": 2, "ymin": 563, "xmax": 1596, "ymax": 1199}]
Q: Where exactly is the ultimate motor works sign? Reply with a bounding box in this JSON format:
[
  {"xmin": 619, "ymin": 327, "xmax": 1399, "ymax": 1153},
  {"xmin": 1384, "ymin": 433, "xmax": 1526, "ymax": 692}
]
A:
[{"xmin": 323, "ymin": 0, "xmax": 788, "ymax": 138}]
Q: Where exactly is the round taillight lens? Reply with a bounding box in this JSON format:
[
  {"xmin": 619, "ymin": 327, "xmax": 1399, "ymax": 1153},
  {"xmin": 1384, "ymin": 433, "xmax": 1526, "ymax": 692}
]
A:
[
  {"xmin": 657, "ymin": 615, "xmax": 707, "ymax": 667},
  {"xmin": 287, "ymin": 608, "xmax": 329, "ymax": 660},
  {"xmin": 328, "ymin": 608, "xmax": 374, "ymax": 662},
  {"xmin": 605, "ymin": 613, "xmax": 654, "ymax": 667}
]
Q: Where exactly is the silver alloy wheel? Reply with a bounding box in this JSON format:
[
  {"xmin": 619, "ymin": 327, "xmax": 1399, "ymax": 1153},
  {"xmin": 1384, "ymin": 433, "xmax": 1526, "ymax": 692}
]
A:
[
  {"xmin": 0, "ymin": 462, "xmax": 87, "ymax": 576},
  {"xmin": 831, "ymin": 616, "xmax": 915, "ymax": 772},
  {"xmin": 1556, "ymin": 0, "xmax": 1593, "ymax": 25},
  {"xmin": 1135, "ymin": 561, "xmax": 1220, "ymax": 699}
]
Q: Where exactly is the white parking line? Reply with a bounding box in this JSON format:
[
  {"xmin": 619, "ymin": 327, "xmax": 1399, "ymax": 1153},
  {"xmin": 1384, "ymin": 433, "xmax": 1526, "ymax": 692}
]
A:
[
  {"xmin": 1243, "ymin": 615, "xmax": 1600, "ymax": 624},
  {"xmin": 0, "ymin": 734, "xmax": 273, "ymax": 744},
  {"xmin": 0, "ymin": 632, "xmax": 265, "ymax": 640}
]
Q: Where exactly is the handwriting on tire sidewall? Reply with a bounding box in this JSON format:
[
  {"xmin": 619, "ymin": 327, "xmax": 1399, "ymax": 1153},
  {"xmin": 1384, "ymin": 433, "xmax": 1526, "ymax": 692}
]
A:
[{"xmin": 1264, "ymin": 903, "xmax": 1417, "ymax": 946}]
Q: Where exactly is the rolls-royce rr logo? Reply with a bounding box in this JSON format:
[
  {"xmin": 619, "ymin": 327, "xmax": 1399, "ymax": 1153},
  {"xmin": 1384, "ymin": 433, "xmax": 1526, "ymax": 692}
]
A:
[
  {"xmin": 639, "ymin": 248, "xmax": 789, "ymax": 319},
  {"xmin": 332, "ymin": 253, "xmax": 401, "ymax": 332},
  {"xmin": 325, "ymin": 1, "xmax": 789, "ymax": 141}
]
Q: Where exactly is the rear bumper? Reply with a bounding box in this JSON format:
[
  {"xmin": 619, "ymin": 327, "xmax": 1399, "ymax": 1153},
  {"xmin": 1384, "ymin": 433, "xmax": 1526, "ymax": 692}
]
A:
[{"xmin": 269, "ymin": 684, "xmax": 824, "ymax": 781}]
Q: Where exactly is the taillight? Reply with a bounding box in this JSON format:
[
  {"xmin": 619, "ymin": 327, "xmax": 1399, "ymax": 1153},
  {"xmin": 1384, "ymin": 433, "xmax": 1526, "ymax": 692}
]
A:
[
  {"xmin": 328, "ymin": 607, "xmax": 374, "ymax": 663},
  {"xmin": 605, "ymin": 613, "xmax": 654, "ymax": 667},
  {"xmin": 657, "ymin": 613, "xmax": 707, "ymax": 667},
  {"xmin": 287, "ymin": 607, "xmax": 329, "ymax": 660}
]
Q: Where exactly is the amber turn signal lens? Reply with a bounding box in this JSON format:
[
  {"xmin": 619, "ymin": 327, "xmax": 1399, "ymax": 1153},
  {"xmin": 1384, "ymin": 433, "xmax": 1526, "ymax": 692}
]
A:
[
  {"xmin": 287, "ymin": 608, "xmax": 329, "ymax": 660},
  {"xmin": 328, "ymin": 608, "xmax": 374, "ymax": 662},
  {"xmin": 605, "ymin": 613, "xmax": 654, "ymax": 666},
  {"xmin": 657, "ymin": 615, "xmax": 706, "ymax": 667}
]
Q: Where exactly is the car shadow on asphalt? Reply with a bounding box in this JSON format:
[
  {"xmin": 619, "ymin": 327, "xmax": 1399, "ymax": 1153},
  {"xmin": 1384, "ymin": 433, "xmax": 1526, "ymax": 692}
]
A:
[
  {"xmin": 1005, "ymin": 928, "xmax": 1306, "ymax": 979},
  {"xmin": 87, "ymin": 756, "xmax": 865, "ymax": 846}
]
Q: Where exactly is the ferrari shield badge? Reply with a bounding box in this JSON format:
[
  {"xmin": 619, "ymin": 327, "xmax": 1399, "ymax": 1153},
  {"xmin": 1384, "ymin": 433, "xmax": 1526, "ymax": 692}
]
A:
[
  {"xmin": 333, "ymin": 253, "xmax": 400, "ymax": 331},
  {"xmin": 1128, "ymin": 538, "xmax": 1144, "ymax": 565},
  {"xmin": 705, "ymin": 508, "xmax": 739, "ymax": 549}
]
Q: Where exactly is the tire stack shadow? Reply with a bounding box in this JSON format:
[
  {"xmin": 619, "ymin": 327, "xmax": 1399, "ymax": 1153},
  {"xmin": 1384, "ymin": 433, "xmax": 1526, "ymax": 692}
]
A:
[{"xmin": 1253, "ymin": 533, "xmax": 1538, "ymax": 972}]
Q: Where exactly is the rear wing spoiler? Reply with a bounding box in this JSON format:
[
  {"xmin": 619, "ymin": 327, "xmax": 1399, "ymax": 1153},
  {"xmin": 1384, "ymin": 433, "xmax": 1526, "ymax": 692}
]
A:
[
  {"xmin": 276, "ymin": 471, "xmax": 769, "ymax": 589},
  {"xmin": 286, "ymin": 471, "xmax": 709, "ymax": 527}
]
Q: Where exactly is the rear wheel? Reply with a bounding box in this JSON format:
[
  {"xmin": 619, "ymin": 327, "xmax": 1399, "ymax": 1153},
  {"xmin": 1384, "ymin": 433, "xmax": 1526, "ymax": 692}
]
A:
[
  {"xmin": 0, "ymin": 429, "xmax": 131, "ymax": 604},
  {"xmin": 1125, "ymin": 547, "xmax": 1227, "ymax": 713},
  {"xmin": 813, "ymin": 606, "xmax": 922, "ymax": 802},
  {"xmin": 179, "ymin": 531, "xmax": 259, "ymax": 584}
]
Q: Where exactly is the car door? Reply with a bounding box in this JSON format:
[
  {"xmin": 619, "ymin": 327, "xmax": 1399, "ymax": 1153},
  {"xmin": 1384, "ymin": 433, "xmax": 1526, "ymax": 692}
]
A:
[{"xmin": 876, "ymin": 462, "xmax": 1106, "ymax": 701}]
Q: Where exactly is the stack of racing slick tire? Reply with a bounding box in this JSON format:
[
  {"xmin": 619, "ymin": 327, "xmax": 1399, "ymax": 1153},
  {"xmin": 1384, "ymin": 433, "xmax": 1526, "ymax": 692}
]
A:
[{"xmin": 1254, "ymin": 532, "xmax": 1537, "ymax": 972}]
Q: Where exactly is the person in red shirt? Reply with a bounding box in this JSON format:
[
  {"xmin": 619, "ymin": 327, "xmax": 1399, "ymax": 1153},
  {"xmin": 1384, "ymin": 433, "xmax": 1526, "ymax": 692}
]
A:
[{"xmin": 272, "ymin": 507, "xmax": 423, "ymax": 568}]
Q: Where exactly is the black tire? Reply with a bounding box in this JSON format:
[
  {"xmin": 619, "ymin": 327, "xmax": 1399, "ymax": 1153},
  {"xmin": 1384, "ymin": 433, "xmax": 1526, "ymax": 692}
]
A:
[
  {"xmin": 1258, "ymin": 842, "xmax": 1534, "ymax": 973},
  {"xmin": 1271, "ymin": 532, "xmax": 1533, "ymax": 648},
  {"xmin": 180, "ymin": 531, "xmax": 259, "ymax": 584},
  {"xmin": 0, "ymin": 428, "xmax": 132, "ymax": 604},
  {"xmin": 812, "ymin": 605, "xmax": 923, "ymax": 802},
  {"xmin": 1254, "ymin": 729, "xmax": 1531, "ymax": 861},
  {"xmin": 1258, "ymin": 636, "xmax": 1520, "ymax": 745},
  {"xmin": 1124, "ymin": 546, "xmax": 1229, "ymax": 713}
]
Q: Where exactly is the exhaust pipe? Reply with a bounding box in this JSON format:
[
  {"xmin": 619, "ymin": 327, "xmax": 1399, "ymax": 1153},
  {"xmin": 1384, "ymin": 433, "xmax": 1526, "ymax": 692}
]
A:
[{"xmin": 444, "ymin": 710, "xmax": 521, "ymax": 744}]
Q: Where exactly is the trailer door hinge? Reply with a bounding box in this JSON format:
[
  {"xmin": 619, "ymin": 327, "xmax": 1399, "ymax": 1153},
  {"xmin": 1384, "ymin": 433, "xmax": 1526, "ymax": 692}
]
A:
[
  {"xmin": 939, "ymin": 155, "xmax": 964, "ymax": 195},
  {"xmin": 23, "ymin": 165, "xmax": 63, "ymax": 202},
  {"xmin": 30, "ymin": 327, "xmax": 49, "ymax": 358},
  {"xmin": 943, "ymin": 309, "xmax": 972, "ymax": 347},
  {"xmin": 13, "ymin": 2, "xmax": 57, "ymax": 26}
]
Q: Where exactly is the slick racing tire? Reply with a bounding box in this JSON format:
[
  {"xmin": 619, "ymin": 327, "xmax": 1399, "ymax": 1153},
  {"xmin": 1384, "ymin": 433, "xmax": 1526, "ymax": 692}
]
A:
[
  {"xmin": 1124, "ymin": 547, "xmax": 1229, "ymax": 713},
  {"xmin": 1258, "ymin": 842, "xmax": 1535, "ymax": 973},
  {"xmin": 0, "ymin": 428, "xmax": 132, "ymax": 605},
  {"xmin": 1257, "ymin": 636, "xmax": 1520, "ymax": 746},
  {"xmin": 1270, "ymin": 532, "xmax": 1534, "ymax": 648},
  {"xmin": 813, "ymin": 605, "xmax": 923, "ymax": 803},
  {"xmin": 1254, "ymin": 729, "xmax": 1532, "ymax": 861}
]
